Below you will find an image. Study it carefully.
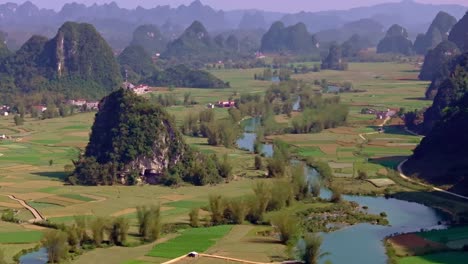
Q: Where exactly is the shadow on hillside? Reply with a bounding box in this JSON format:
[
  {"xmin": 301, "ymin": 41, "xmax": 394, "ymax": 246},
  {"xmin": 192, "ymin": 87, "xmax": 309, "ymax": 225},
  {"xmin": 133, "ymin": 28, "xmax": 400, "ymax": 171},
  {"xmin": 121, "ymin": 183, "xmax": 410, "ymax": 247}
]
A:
[
  {"xmin": 405, "ymin": 97, "xmax": 429, "ymax": 101},
  {"xmin": 369, "ymin": 156, "xmax": 408, "ymax": 170},
  {"xmin": 401, "ymin": 70, "xmax": 420, "ymax": 73},
  {"xmin": 391, "ymin": 191, "xmax": 468, "ymax": 223},
  {"xmin": 381, "ymin": 125, "xmax": 416, "ymax": 136},
  {"xmin": 32, "ymin": 171, "xmax": 67, "ymax": 180}
]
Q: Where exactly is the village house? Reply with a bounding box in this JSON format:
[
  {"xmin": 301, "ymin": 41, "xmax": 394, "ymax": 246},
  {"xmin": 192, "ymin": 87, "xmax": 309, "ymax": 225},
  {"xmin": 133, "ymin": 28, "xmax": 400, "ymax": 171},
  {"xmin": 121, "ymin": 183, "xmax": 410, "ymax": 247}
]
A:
[
  {"xmin": 216, "ymin": 101, "xmax": 235, "ymax": 108},
  {"xmin": 85, "ymin": 101, "xmax": 99, "ymax": 110},
  {"xmin": 132, "ymin": 84, "xmax": 150, "ymax": 95},
  {"xmin": 376, "ymin": 109, "xmax": 397, "ymax": 120},
  {"xmin": 67, "ymin": 99, "xmax": 87, "ymax": 107}
]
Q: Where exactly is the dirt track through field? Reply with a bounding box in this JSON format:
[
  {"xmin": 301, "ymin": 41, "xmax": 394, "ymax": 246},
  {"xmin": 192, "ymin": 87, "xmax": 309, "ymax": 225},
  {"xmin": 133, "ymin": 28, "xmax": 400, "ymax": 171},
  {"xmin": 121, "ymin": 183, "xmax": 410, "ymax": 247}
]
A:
[
  {"xmin": 5, "ymin": 195, "xmax": 44, "ymax": 222},
  {"xmin": 397, "ymin": 160, "xmax": 468, "ymax": 201}
]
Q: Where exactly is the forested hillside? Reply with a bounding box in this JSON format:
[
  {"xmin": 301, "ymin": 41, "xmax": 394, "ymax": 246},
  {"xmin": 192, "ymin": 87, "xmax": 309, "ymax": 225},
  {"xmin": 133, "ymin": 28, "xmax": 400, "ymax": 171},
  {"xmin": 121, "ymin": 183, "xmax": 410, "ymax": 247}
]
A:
[
  {"xmin": 260, "ymin": 22, "xmax": 319, "ymax": 56},
  {"xmin": 377, "ymin": 24, "xmax": 413, "ymax": 55},
  {"xmin": 404, "ymin": 52, "xmax": 468, "ymax": 195},
  {"xmin": 413, "ymin": 11, "xmax": 457, "ymax": 55},
  {"xmin": 0, "ymin": 22, "xmax": 122, "ymax": 103}
]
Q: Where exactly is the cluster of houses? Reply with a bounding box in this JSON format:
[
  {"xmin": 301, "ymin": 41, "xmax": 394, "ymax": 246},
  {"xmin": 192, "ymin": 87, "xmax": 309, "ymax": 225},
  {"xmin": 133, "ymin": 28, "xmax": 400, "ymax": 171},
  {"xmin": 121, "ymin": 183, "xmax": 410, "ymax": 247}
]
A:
[
  {"xmin": 207, "ymin": 101, "xmax": 236, "ymax": 109},
  {"xmin": 361, "ymin": 108, "xmax": 397, "ymax": 120},
  {"xmin": 66, "ymin": 99, "xmax": 100, "ymax": 110},
  {"xmin": 124, "ymin": 82, "xmax": 150, "ymax": 95}
]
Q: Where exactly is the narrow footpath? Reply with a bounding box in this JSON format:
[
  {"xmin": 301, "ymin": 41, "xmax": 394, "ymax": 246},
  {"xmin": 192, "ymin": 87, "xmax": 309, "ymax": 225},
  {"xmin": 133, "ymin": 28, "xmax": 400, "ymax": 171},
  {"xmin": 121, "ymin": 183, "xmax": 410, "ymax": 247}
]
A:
[
  {"xmin": 397, "ymin": 160, "xmax": 468, "ymax": 201},
  {"xmin": 6, "ymin": 195, "xmax": 45, "ymax": 222}
]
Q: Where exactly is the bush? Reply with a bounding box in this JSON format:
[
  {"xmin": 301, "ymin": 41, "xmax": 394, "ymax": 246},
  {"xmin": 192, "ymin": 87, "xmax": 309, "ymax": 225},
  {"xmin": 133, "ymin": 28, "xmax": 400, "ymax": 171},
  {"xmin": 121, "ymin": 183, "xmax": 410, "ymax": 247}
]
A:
[
  {"xmin": 107, "ymin": 217, "xmax": 129, "ymax": 246},
  {"xmin": 228, "ymin": 199, "xmax": 248, "ymax": 224},
  {"xmin": 42, "ymin": 230, "xmax": 69, "ymax": 263},
  {"xmin": 271, "ymin": 212, "xmax": 301, "ymax": 245},
  {"xmin": 1, "ymin": 209, "xmax": 20, "ymax": 223},
  {"xmin": 91, "ymin": 217, "xmax": 107, "ymax": 246},
  {"xmin": 189, "ymin": 208, "xmax": 200, "ymax": 227},
  {"xmin": 136, "ymin": 205, "xmax": 161, "ymax": 242},
  {"xmin": 254, "ymin": 155, "xmax": 263, "ymax": 170},
  {"xmin": 301, "ymin": 233, "xmax": 326, "ymax": 264},
  {"xmin": 208, "ymin": 194, "xmax": 226, "ymax": 225},
  {"xmin": 330, "ymin": 187, "xmax": 343, "ymax": 203}
]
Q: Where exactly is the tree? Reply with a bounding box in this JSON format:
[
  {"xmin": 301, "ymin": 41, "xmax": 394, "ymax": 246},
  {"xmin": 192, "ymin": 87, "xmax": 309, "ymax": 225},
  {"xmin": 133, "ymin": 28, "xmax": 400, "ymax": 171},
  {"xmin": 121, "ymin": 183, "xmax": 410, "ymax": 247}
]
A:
[
  {"xmin": 209, "ymin": 194, "xmax": 225, "ymax": 225},
  {"xmin": 189, "ymin": 208, "xmax": 200, "ymax": 227},
  {"xmin": 301, "ymin": 233, "xmax": 329, "ymax": 264},
  {"xmin": 42, "ymin": 230, "xmax": 69, "ymax": 263},
  {"xmin": 271, "ymin": 212, "xmax": 301, "ymax": 245},
  {"xmin": 254, "ymin": 155, "xmax": 263, "ymax": 170},
  {"xmin": 91, "ymin": 217, "xmax": 107, "ymax": 246},
  {"xmin": 136, "ymin": 205, "xmax": 161, "ymax": 242},
  {"xmin": 107, "ymin": 217, "xmax": 130, "ymax": 246},
  {"xmin": 14, "ymin": 114, "xmax": 23, "ymax": 126},
  {"xmin": 251, "ymin": 181, "xmax": 271, "ymax": 223}
]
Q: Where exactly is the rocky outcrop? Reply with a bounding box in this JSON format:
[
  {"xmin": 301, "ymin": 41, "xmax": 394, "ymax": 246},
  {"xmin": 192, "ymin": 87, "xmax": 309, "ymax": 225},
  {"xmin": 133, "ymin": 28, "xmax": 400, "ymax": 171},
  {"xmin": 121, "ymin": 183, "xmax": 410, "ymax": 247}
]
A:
[
  {"xmin": 419, "ymin": 40, "xmax": 460, "ymax": 84},
  {"xmin": 448, "ymin": 11, "xmax": 468, "ymax": 51},
  {"xmin": 75, "ymin": 88, "xmax": 190, "ymax": 185},
  {"xmin": 260, "ymin": 21, "xmax": 319, "ymax": 55},
  {"xmin": 414, "ymin": 11, "xmax": 457, "ymax": 55},
  {"xmin": 377, "ymin": 24, "xmax": 413, "ymax": 55},
  {"xmin": 130, "ymin": 24, "xmax": 167, "ymax": 55}
]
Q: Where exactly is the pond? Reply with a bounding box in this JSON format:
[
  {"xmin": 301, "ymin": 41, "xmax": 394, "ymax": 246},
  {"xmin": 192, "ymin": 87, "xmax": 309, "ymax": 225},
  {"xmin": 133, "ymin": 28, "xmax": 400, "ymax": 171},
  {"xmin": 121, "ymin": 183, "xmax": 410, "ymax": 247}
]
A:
[
  {"xmin": 239, "ymin": 118, "xmax": 448, "ymax": 264},
  {"xmin": 19, "ymin": 247, "xmax": 47, "ymax": 264}
]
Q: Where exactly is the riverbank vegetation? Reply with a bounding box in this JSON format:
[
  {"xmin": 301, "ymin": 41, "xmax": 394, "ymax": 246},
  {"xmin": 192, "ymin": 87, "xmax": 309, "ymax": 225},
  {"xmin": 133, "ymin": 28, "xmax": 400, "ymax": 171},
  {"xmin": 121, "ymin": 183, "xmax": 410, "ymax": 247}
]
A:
[{"xmin": 1, "ymin": 61, "xmax": 468, "ymax": 264}]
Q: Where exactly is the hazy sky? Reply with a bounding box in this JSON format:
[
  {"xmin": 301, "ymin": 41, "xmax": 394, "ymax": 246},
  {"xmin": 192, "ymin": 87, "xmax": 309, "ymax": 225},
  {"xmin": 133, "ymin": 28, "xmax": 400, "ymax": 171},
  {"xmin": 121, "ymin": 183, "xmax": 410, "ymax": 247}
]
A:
[{"xmin": 4, "ymin": 0, "xmax": 468, "ymax": 12}]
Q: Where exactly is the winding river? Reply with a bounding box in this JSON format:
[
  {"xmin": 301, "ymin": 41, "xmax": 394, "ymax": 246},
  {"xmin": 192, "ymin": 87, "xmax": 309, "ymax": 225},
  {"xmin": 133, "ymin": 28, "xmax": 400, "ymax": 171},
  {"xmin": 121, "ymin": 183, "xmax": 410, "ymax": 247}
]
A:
[
  {"xmin": 20, "ymin": 117, "xmax": 447, "ymax": 264},
  {"xmin": 237, "ymin": 118, "xmax": 448, "ymax": 264}
]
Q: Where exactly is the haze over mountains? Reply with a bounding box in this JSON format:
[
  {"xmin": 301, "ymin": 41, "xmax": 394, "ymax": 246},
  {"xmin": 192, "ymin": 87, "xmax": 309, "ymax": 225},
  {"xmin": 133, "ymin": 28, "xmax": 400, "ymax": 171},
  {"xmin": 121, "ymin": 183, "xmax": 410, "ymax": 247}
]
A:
[{"xmin": 0, "ymin": 0, "xmax": 466, "ymax": 50}]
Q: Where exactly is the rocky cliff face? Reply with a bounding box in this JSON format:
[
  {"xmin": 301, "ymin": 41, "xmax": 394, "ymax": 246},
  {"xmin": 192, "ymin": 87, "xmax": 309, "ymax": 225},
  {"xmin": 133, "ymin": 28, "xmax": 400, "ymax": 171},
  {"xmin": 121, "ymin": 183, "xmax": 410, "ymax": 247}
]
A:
[
  {"xmin": 404, "ymin": 54, "xmax": 468, "ymax": 195},
  {"xmin": 414, "ymin": 11, "xmax": 457, "ymax": 55},
  {"xmin": 82, "ymin": 88, "xmax": 190, "ymax": 184},
  {"xmin": 448, "ymin": 11, "xmax": 468, "ymax": 51},
  {"xmin": 45, "ymin": 22, "xmax": 121, "ymax": 89},
  {"xmin": 0, "ymin": 21, "xmax": 121, "ymax": 99},
  {"xmin": 419, "ymin": 41, "xmax": 460, "ymax": 87}
]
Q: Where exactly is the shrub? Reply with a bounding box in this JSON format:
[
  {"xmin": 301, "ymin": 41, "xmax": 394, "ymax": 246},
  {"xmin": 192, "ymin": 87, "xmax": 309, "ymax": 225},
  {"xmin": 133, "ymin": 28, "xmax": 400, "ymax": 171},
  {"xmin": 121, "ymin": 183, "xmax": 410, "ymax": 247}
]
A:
[
  {"xmin": 107, "ymin": 217, "xmax": 130, "ymax": 246},
  {"xmin": 189, "ymin": 208, "xmax": 200, "ymax": 227},
  {"xmin": 209, "ymin": 194, "xmax": 225, "ymax": 225},
  {"xmin": 271, "ymin": 212, "xmax": 301, "ymax": 245},
  {"xmin": 254, "ymin": 155, "xmax": 263, "ymax": 170},
  {"xmin": 91, "ymin": 217, "xmax": 107, "ymax": 246},
  {"xmin": 136, "ymin": 205, "xmax": 161, "ymax": 242},
  {"xmin": 228, "ymin": 199, "xmax": 248, "ymax": 224},
  {"xmin": 42, "ymin": 230, "xmax": 69, "ymax": 263},
  {"xmin": 330, "ymin": 187, "xmax": 343, "ymax": 203}
]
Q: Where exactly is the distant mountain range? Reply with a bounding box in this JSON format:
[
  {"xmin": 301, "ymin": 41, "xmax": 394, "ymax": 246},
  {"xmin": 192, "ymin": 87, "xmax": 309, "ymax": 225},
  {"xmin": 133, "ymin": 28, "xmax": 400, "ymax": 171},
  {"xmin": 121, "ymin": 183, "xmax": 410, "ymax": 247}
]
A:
[{"xmin": 0, "ymin": 0, "xmax": 466, "ymax": 50}]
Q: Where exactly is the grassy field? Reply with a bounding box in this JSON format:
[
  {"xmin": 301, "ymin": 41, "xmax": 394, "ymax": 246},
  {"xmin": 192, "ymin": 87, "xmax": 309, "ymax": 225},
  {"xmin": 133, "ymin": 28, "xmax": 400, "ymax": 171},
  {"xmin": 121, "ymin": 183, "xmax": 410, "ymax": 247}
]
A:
[
  {"xmin": 0, "ymin": 62, "xmax": 464, "ymax": 263},
  {"xmin": 399, "ymin": 252, "xmax": 468, "ymax": 264},
  {"xmin": 146, "ymin": 225, "xmax": 232, "ymax": 259},
  {"xmin": 418, "ymin": 226, "xmax": 468, "ymax": 249}
]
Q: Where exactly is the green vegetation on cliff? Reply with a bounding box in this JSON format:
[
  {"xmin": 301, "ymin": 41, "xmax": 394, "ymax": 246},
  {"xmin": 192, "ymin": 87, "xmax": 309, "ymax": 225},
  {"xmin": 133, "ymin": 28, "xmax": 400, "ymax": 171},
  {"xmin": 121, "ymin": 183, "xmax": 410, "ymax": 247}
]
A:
[
  {"xmin": 0, "ymin": 22, "xmax": 122, "ymax": 102},
  {"xmin": 405, "ymin": 52, "xmax": 468, "ymax": 195},
  {"xmin": 414, "ymin": 11, "xmax": 457, "ymax": 55},
  {"xmin": 130, "ymin": 24, "xmax": 167, "ymax": 55}
]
